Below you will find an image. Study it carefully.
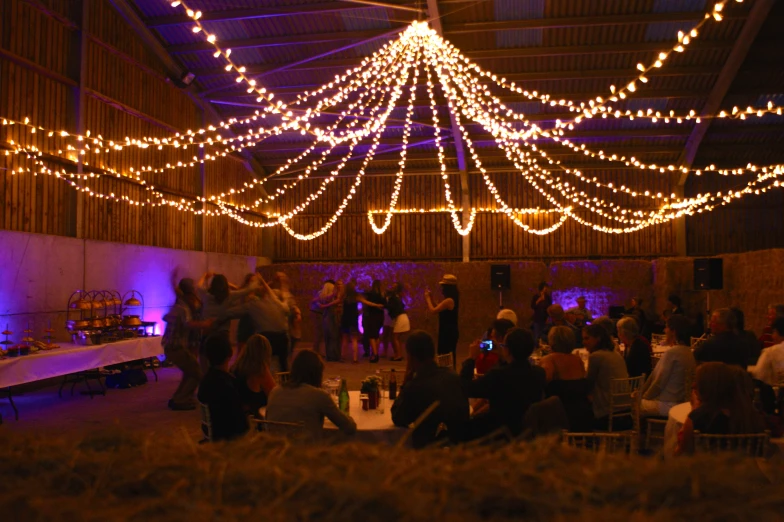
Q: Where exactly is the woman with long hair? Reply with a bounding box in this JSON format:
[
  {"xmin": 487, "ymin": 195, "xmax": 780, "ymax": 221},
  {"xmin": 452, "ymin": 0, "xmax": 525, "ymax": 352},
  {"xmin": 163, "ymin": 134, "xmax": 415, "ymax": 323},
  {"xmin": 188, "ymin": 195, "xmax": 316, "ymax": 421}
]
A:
[
  {"xmin": 360, "ymin": 280, "xmax": 386, "ymax": 363},
  {"xmin": 424, "ymin": 274, "xmax": 459, "ymax": 368},
  {"xmin": 231, "ymin": 334, "xmax": 277, "ymax": 417},
  {"xmin": 386, "ymin": 282, "xmax": 410, "ymax": 361},
  {"xmin": 583, "ymin": 323, "xmax": 629, "ymax": 430},
  {"xmin": 266, "ymin": 350, "xmax": 356, "ymax": 440},
  {"xmin": 676, "ymin": 362, "xmax": 766, "ymax": 455}
]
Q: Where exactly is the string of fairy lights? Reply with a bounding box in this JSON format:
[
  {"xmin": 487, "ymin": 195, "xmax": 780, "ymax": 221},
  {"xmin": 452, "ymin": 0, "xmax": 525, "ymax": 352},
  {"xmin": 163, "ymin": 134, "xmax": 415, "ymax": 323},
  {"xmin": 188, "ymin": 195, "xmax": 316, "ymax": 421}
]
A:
[{"xmin": 1, "ymin": 0, "xmax": 783, "ymax": 238}]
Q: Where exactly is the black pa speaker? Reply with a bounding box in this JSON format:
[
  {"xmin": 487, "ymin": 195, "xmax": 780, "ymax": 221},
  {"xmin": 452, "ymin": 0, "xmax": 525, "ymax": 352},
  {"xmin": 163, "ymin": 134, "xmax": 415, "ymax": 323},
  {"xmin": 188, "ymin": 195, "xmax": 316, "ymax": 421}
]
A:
[
  {"xmin": 694, "ymin": 258, "xmax": 723, "ymax": 290},
  {"xmin": 490, "ymin": 264, "xmax": 511, "ymax": 290}
]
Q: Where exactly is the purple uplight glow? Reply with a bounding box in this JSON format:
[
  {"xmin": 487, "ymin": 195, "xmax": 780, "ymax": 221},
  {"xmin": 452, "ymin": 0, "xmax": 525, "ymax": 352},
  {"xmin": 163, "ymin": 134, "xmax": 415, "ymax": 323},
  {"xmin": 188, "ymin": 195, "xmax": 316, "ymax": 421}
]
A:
[{"xmin": 551, "ymin": 288, "xmax": 623, "ymax": 319}]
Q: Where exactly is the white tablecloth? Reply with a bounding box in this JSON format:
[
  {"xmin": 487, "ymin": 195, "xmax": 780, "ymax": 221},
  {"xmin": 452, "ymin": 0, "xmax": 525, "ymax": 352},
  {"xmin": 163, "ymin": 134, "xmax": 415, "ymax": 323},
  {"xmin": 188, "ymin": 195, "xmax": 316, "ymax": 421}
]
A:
[
  {"xmin": 0, "ymin": 336, "xmax": 163, "ymax": 389},
  {"xmin": 664, "ymin": 402, "xmax": 691, "ymax": 457},
  {"xmin": 325, "ymin": 390, "xmax": 403, "ymax": 443}
]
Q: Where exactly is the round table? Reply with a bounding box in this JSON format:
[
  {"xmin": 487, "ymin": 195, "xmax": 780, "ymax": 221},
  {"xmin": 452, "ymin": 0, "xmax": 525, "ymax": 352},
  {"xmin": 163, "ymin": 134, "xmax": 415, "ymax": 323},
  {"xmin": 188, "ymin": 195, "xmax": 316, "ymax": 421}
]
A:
[
  {"xmin": 325, "ymin": 390, "xmax": 404, "ymax": 444},
  {"xmin": 652, "ymin": 343, "xmax": 671, "ymax": 354},
  {"xmin": 664, "ymin": 402, "xmax": 691, "ymax": 457}
]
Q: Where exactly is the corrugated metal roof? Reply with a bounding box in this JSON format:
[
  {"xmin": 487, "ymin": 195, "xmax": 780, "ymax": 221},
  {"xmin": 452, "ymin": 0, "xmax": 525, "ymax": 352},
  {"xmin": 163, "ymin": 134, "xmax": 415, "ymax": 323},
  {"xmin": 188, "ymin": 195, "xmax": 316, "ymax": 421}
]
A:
[
  {"xmin": 652, "ymin": 0, "xmax": 707, "ymax": 14},
  {"xmin": 645, "ymin": 0, "xmax": 706, "ymax": 42},
  {"xmin": 340, "ymin": 7, "xmax": 390, "ymax": 31},
  {"xmin": 124, "ymin": 0, "xmax": 783, "ymax": 178},
  {"xmin": 644, "ymin": 21, "xmax": 701, "ymax": 42},
  {"xmin": 494, "ymin": 0, "xmax": 544, "ymax": 48}
]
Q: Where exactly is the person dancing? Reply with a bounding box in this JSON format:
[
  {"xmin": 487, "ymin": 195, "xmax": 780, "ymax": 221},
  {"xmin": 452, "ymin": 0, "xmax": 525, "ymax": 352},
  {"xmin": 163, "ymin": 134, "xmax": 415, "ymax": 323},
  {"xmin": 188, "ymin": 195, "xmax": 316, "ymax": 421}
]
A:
[
  {"xmin": 386, "ymin": 282, "xmax": 409, "ymax": 361},
  {"xmin": 425, "ymin": 274, "xmax": 459, "ymax": 369},
  {"xmin": 360, "ymin": 280, "xmax": 386, "ymax": 363}
]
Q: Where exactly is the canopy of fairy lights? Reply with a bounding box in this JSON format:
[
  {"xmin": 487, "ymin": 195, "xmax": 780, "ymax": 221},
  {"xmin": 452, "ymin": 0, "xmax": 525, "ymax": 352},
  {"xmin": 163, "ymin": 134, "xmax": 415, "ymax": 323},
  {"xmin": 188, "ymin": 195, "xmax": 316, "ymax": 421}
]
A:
[{"xmin": 3, "ymin": 0, "xmax": 784, "ymax": 240}]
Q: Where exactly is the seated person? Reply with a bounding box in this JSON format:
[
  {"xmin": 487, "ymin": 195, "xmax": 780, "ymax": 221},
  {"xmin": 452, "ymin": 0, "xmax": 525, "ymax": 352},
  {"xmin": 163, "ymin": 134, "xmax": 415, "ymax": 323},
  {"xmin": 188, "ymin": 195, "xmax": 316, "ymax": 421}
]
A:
[
  {"xmin": 617, "ymin": 316, "xmax": 652, "ymax": 378},
  {"xmin": 392, "ymin": 331, "xmax": 469, "ymax": 448},
  {"xmin": 676, "ymin": 362, "xmax": 766, "ymax": 455},
  {"xmin": 693, "ymin": 309, "xmax": 746, "ymax": 368},
  {"xmin": 759, "ymin": 304, "xmax": 784, "ymax": 349},
  {"xmin": 731, "ymin": 307, "xmax": 762, "ymax": 365},
  {"xmin": 541, "ymin": 304, "xmax": 582, "ymax": 347},
  {"xmin": 475, "ymin": 318, "xmax": 516, "ymax": 375},
  {"xmin": 583, "ymin": 324, "xmax": 629, "ymax": 430},
  {"xmin": 496, "ymin": 308, "xmax": 518, "ymax": 326},
  {"xmin": 460, "ymin": 328, "xmax": 546, "ymax": 438},
  {"xmin": 565, "ymin": 296, "xmax": 593, "ymax": 328},
  {"xmin": 753, "ymin": 317, "xmax": 784, "ymax": 387},
  {"xmin": 592, "ymin": 316, "xmax": 621, "ymax": 353},
  {"xmin": 540, "ymin": 326, "xmax": 585, "ymax": 383},
  {"xmin": 197, "ymin": 333, "xmax": 249, "ymax": 441},
  {"xmin": 541, "ymin": 326, "xmax": 592, "ymax": 432},
  {"xmin": 639, "ymin": 315, "xmax": 696, "ymax": 417},
  {"xmin": 230, "ymin": 334, "xmax": 277, "ymax": 417},
  {"xmin": 266, "ymin": 350, "xmax": 356, "ymax": 440}
]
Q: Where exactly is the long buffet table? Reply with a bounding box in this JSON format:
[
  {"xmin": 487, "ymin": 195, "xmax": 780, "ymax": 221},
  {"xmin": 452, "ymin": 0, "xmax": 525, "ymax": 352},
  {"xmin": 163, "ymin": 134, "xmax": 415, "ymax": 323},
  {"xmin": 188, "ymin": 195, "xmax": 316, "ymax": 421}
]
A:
[{"xmin": 0, "ymin": 336, "xmax": 163, "ymax": 389}]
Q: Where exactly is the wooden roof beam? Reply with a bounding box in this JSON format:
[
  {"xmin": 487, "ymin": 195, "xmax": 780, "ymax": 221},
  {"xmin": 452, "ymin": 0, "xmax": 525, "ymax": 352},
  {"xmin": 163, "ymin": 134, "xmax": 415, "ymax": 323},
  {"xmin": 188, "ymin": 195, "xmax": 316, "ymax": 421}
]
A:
[
  {"xmin": 426, "ymin": 0, "xmax": 471, "ymax": 261},
  {"xmin": 106, "ymin": 0, "xmax": 268, "ymax": 184},
  {"xmin": 167, "ymin": 28, "xmax": 403, "ymax": 54},
  {"xmin": 209, "ymin": 64, "xmax": 722, "ymax": 97},
  {"xmin": 200, "ymin": 27, "xmax": 406, "ymax": 96},
  {"xmin": 146, "ymin": 2, "xmax": 421, "ymax": 28},
  {"xmin": 190, "ymin": 39, "xmax": 740, "ymax": 76},
  {"xmin": 677, "ymin": 0, "xmax": 775, "ymax": 182},
  {"xmin": 443, "ymin": 11, "xmax": 749, "ymax": 34}
]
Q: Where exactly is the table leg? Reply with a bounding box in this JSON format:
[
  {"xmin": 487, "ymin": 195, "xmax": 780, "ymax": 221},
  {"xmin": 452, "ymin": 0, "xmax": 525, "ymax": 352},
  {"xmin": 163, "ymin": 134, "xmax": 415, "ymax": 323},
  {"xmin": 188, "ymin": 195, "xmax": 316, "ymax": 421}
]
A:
[
  {"xmin": 148, "ymin": 357, "xmax": 158, "ymax": 382},
  {"xmin": 58, "ymin": 375, "xmax": 68, "ymax": 398},
  {"xmin": 2, "ymin": 388, "xmax": 18, "ymax": 421}
]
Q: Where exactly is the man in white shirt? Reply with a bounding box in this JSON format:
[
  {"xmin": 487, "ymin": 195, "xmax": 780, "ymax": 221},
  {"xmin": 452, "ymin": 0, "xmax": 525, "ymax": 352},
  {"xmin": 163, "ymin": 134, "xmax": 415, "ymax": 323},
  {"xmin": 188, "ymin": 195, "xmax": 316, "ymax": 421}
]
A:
[
  {"xmin": 639, "ymin": 315, "xmax": 696, "ymax": 416},
  {"xmin": 753, "ymin": 317, "xmax": 784, "ymax": 387}
]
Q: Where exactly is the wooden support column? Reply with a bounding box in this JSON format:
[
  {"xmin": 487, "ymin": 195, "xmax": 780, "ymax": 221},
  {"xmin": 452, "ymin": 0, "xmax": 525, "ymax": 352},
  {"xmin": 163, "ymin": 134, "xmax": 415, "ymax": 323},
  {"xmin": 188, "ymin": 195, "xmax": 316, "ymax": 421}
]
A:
[
  {"xmin": 66, "ymin": 0, "xmax": 89, "ymax": 239},
  {"xmin": 426, "ymin": 0, "xmax": 471, "ymax": 262},
  {"xmin": 196, "ymin": 111, "xmax": 206, "ymax": 251},
  {"xmin": 675, "ymin": 0, "xmax": 774, "ymax": 256}
]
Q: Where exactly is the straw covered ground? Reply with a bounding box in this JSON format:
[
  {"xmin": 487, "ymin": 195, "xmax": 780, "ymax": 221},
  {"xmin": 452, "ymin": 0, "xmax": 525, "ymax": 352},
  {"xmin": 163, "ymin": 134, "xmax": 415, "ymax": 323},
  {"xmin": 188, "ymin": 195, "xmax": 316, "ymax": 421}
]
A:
[{"xmin": 1, "ymin": 429, "xmax": 783, "ymax": 522}]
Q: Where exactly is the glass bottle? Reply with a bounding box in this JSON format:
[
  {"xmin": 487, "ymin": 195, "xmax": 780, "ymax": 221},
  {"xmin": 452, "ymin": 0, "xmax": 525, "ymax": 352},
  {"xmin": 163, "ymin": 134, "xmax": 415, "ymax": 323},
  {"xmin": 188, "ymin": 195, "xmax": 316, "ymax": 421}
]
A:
[{"xmin": 338, "ymin": 378, "xmax": 350, "ymax": 413}]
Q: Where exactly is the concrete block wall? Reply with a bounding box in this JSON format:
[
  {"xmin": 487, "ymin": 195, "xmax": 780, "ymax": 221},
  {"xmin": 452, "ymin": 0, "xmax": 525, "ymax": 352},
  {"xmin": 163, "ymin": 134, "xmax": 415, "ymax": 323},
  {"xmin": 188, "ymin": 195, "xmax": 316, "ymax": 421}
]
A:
[
  {"xmin": 0, "ymin": 230, "xmax": 257, "ymax": 344},
  {"xmin": 3, "ymin": 226, "xmax": 781, "ymax": 348}
]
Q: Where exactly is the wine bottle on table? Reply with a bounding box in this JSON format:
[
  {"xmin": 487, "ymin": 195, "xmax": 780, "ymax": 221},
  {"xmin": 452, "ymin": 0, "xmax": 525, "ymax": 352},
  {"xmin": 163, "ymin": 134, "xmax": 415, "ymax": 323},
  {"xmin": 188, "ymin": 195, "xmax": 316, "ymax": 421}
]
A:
[
  {"xmin": 388, "ymin": 369, "xmax": 397, "ymax": 400},
  {"xmin": 338, "ymin": 378, "xmax": 350, "ymax": 413}
]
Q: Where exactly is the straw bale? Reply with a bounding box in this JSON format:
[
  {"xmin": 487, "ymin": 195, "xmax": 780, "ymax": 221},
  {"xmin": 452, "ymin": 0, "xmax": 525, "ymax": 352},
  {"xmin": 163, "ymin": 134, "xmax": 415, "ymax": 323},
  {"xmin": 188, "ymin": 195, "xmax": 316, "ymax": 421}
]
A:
[{"xmin": 1, "ymin": 429, "xmax": 782, "ymax": 521}]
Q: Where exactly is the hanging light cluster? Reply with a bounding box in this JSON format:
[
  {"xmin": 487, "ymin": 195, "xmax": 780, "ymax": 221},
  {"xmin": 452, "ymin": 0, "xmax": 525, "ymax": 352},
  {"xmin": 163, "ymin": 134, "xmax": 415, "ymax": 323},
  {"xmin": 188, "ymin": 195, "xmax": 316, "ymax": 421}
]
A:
[{"xmin": 2, "ymin": 0, "xmax": 783, "ymax": 239}]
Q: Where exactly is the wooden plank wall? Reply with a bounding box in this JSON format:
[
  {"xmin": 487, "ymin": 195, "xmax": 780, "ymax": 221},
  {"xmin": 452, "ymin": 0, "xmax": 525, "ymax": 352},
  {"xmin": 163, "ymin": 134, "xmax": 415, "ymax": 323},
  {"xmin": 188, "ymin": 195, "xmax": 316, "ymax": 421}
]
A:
[
  {"xmin": 272, "ymin": 166, "xmax": 677, "ymax": 261},
  {"xmin": 0, "ymin": 0, "xmax": 263, "ymax": 256},
  {"xmin": 203, "ymin": 155, "xmax": 265, "ymax": 256},
  {"xmin": 272, "ymin": 174, "xmax": 463, "ymax": 261},
  {"xmin": 685, "ymin": 173, "xmax": 784, "ymax": 255},
  {"xmin": 0, "ymin": 0, "xmax": 73, "ymax": 237}
]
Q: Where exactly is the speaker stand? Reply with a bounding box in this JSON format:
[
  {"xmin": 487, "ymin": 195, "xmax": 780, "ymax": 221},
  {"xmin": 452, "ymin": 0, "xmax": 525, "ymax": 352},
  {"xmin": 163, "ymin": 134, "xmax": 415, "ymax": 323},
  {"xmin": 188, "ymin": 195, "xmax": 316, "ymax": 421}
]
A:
[
  {"xmin": 498, "ymin": 290, "xmax": 503, "ymax": 310},
  {"xmin": 705, "ymin": 291, "xmax": 711, "ymax": 332}
]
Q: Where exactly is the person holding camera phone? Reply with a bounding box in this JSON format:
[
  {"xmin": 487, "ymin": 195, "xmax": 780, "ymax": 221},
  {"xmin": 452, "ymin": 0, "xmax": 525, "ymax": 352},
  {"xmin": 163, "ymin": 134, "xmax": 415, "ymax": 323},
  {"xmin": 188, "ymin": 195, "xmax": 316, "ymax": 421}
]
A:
[{"xmin": 474, "ymin": 319, "xmax": 516, "ymax": 375}]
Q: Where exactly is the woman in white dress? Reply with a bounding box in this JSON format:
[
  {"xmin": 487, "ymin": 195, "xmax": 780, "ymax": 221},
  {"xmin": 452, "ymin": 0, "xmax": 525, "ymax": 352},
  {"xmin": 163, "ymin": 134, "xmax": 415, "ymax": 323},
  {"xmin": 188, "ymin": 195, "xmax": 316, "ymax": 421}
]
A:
[{"xmin": 386, "ymin": 282, "xmax": 410, "ymax": 362}]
